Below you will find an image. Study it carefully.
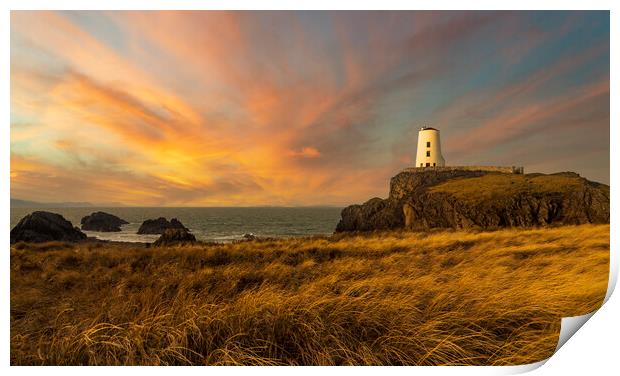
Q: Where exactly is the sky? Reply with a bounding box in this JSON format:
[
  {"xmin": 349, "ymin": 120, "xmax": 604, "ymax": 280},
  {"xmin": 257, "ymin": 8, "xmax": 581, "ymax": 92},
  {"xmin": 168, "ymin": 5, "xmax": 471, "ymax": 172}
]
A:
[{"xmin": 10, "ymin": 11, "xmax": 610, "ymax": 206}]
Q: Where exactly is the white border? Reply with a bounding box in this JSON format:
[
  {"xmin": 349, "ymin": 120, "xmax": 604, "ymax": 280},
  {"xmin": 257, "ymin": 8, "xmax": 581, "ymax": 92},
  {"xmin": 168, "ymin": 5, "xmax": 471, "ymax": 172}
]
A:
[{"xmin": 2, "ymin": 1, "xmax": 617, "ymax": 374}]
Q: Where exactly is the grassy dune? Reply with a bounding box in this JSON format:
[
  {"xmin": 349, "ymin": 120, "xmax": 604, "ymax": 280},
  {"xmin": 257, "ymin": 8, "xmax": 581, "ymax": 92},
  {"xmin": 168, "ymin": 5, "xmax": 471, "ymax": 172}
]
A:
[{"xmin": 11, "ymin": 225, "xmax": 609, "ymax": 365}]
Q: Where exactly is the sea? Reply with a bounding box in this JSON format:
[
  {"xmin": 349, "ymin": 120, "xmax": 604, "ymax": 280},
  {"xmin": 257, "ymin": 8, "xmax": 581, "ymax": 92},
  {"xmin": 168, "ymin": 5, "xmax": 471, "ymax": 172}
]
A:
[{"xmin": 10, "ymin": 207, "xmax": 343, "ymax": 243}]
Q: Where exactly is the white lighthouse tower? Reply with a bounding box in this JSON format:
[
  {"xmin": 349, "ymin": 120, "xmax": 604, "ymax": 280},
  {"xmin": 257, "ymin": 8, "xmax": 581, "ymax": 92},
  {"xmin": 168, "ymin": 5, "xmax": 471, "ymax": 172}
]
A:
[{"xmin": 415, "ymin": 127, "xmax": 445, "ymax": 167}]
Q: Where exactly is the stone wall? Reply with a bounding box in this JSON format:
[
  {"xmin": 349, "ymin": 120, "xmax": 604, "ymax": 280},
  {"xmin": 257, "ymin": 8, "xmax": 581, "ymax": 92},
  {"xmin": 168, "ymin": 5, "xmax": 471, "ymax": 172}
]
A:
[{"xmin": 402, "ymin": 166, "xmax": 524, "ymax": 174}]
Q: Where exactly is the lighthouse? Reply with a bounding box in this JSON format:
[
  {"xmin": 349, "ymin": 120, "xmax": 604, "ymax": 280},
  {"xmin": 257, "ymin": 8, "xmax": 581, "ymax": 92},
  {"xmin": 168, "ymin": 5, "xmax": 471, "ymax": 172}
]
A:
[{"xmin": 415, "ymin": 127, "xmax": 445, "ymax": 167}]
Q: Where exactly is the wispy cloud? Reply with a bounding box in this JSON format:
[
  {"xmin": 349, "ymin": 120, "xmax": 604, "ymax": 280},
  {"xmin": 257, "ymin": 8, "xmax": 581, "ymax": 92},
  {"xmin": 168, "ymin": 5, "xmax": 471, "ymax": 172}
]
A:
[{"xmin": 10, "ymin": 11, "xmax": 610, "ymax": 205}]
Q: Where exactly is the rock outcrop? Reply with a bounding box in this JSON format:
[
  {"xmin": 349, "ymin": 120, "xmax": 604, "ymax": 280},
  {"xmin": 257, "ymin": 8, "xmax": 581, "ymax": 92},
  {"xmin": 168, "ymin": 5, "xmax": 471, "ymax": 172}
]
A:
[
  {"xmin": 336, "ymin": 168, "xmax": 609, "ymax": 232},
  {"xmin": 137, "ymin": 217, "xmax": 188, "ymax": 234},
  {"xmin": 153, "ymin": 228, "xmax": 196, "ymax": 246},
  {"xmin": 80, "ymin": 211, "xmax": 129, "ymax": 232},
  {"xmin": 11, "ymin": 211, "xmax": 87, "ymax": 243}
]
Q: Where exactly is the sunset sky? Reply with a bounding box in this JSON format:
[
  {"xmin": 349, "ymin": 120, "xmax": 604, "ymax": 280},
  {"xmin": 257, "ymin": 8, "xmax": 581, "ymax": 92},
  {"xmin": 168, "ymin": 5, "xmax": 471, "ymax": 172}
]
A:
[{"xmin": 10, "ymin": 11, "xmax": 609, "ymax": 206}]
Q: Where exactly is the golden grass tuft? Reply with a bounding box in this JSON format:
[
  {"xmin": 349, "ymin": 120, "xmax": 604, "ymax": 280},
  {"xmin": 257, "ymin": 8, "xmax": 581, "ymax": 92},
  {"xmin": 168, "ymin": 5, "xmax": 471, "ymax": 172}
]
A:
[{"xmin": 10, "ymin": 224, "xmax": 609, "ymax": 365}]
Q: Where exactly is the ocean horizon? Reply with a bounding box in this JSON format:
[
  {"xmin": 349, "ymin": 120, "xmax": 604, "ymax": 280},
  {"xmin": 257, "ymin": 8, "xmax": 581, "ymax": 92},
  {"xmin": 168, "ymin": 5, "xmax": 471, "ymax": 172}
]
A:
[{"xmin": 10, "ymin": 206, "xmax": 343, "ymax": 243}]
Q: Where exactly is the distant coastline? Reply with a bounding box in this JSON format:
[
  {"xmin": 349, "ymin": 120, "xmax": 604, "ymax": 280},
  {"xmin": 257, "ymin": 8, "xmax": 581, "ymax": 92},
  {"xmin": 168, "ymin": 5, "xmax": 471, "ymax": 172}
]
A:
[
  {"xmin": 10, "ymin": 198, "xmax": 342, "ymax": 209},
  {"xmin": 10, "ymin": 198, "xmax": 130, "ymax": 208},
  {"xmin": 11, "ymin": 198, "xmax": 94, "ymax": 208}
]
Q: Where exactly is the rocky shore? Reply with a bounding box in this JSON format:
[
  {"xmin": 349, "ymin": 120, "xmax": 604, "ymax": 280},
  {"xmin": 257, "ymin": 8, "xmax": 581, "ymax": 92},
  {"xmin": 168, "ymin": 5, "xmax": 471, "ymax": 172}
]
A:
[{"xmin": 336, "ymin": 167, "xmax": 609, "ymax": 232}]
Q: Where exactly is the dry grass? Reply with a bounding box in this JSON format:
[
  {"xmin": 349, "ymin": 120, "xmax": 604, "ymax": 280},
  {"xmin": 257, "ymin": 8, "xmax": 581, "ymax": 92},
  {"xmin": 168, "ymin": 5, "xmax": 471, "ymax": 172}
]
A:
[
  {"xmin": 428, "ymin": 174, "xmax": 588, "ymax": 204},
  {"xmin": 10, "ymin": 225, "xmax": 609, "ymax": 365}
]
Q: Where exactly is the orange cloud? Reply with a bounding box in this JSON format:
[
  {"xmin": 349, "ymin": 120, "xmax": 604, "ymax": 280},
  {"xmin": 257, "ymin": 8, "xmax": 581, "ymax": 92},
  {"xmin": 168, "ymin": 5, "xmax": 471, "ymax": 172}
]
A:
[
  {"xmin": 288, "ymin": 147, "xmax": 321, "ymax": 158},
  {"xmin": 10, "ymin": 64, "xmax": 391, "ymax": 205}
]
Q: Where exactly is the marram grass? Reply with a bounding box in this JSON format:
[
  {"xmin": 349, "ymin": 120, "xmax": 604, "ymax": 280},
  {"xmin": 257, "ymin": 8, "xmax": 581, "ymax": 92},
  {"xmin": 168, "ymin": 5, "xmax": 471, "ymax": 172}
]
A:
[{"xmin": 10, "ymin": 224, "xmax": 609, "ymax": 365}]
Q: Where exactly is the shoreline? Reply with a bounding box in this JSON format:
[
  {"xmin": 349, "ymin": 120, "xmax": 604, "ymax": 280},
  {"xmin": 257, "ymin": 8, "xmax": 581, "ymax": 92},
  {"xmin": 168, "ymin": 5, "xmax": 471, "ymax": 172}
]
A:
[{"xmin": 10, "ymin": 223, "xmax": 605, "ymax": 249}]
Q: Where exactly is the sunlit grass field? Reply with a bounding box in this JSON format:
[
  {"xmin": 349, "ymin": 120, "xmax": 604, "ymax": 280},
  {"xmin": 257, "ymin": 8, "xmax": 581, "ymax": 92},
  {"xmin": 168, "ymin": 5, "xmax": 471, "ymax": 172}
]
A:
[{"xmin": 10, "ymin": 224, "xmax": 609, "ymax": 365}]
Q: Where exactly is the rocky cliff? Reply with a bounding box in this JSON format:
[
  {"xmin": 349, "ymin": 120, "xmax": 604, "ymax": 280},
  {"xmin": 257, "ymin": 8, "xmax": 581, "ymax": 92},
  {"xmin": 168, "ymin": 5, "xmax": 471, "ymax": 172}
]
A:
[{"xmin": 335, "ymin": 168, "xmax": 609, "ymax": 232}]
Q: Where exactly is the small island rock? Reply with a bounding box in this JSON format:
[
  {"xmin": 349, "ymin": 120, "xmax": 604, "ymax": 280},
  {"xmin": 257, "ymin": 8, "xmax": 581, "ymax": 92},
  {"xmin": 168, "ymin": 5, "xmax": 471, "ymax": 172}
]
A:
[
  {"xmin": 80, "ymin": 211, "xmax": 129, "ymax": 232},
  {"xmin": 137, "ymin": 217, "xmax": 189, "ymax": 234},
  {"xmin": 11, "ymin": 211, "xmax": 87, "ymax": 243}
]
